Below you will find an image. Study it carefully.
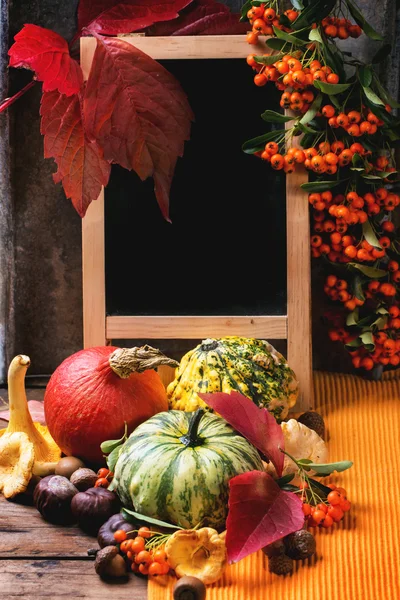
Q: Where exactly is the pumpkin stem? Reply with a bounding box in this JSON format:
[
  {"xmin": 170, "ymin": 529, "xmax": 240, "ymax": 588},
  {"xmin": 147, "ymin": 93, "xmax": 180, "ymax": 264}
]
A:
[
  {"xmin": 180, "ymin": 409, "xmax": 205, "ymax": 448},
  {"xmin": 109, "ymin": 345, "xmax": 179, "ymax": 379}
]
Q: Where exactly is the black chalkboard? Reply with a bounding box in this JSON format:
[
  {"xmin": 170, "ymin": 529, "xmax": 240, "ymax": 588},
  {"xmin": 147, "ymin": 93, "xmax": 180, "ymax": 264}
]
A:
[{"xmin": 105, "ymin": 58, "xmax": 286, "ymax": 317}]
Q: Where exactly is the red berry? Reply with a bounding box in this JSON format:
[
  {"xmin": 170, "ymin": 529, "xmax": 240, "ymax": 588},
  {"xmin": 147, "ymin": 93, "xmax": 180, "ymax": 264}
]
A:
[{"xmin": 327, "ymin": 490, "xmax": 342, "ymax": 506}]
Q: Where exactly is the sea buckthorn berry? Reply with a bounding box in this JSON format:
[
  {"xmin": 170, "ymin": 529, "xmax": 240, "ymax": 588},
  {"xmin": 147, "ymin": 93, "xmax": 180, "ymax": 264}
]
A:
[
  {"xmin": 305, "ymin": 147, "xmax": 318, "ymax": 160},
  {"xmin": 135, "ymin": 550, "xmax": 152, "ymax": 566},
  {"xmin": 367, "ymin": 112, "xmax": 379, "ymax": 124},
  {"xmin": 350, "ymin": 143, "xmax": 364, "ymax": 156},
  {"xmin": 302, "ymin": 90, "xmax": 315, "ymax": 103},
  {"xmin": 319, "ymin": 141, "xmax": 331, "ymax": 155},
  {"xmin": 349, "ymin": 24, "xmax": 362, "ymax": 37},
  {"xmin": 270, "ymin": 154, "xmax": 285, "ymax": 170},
  {"xmin": 331, "ymin": 141, "xmax": 345, "ymax": 155},
  {"xmin": 321, "ymin": 514, "xmax": 334, "ymax": 528},
  {"xmin": 302, "ymin": 503, "xmax": 312, "ymax": 517},
  {"xmin": 348, "ymin": 111, "xmax": 361, "ymax": 123},
  {"xmin": 265, "ymin": 141, "xmax": 279, "ymax": 154},
  {"xmin": 311, "ymin": 235, "xmax": 322, "ymax": 247},
  {"xmin": 138, "ymin": 527, "xmax": 152, "ymax": 539},
  {"xmin": 263, "ymin": 7, "xmax": 276, "ymax": 21},
  {"xmin": 337, "ymin": 113, "xmax": 349, "ymax": 127},
  {"xmin": 246, "ymin": 54, "xmax": 257, "ymax": 67},
  {"xmin": 388, "ymin": 260, "xmax": 399, "ymax": 272},
  {"xmin": 379, "ymin": 236, "xmax": 391, "ymax": 249},
  {"xmin": 246, "ymin": 31, "xmax": 259, "ymax": 44},
  {"xmin": 360, "ymin": 121, "xmax": 372, "ymax": 134},
  {"xmin": 310, "ymin": 60, "xmax": 322, "ymax": 72},
  {"xmin": 254, "ymin": 73, "xmax": 267, "ymax": 86},
  {"xmin": 326, "ymin": 274, "xmax": 338, "ymax": 287},
  {"xmin": 288, "ymin": 58, "xmax": 302, "ymax": 71},
  {"xmin": 327, "ymin": 73, "xmax": 340, "ymax": 84},
  {"xmin": 336, "ymin": 206, "xmax": 350, "ymax": 219},
  {"xmin": 323, "ymin": 220, "xmax": 335, "ymax": 233},
  {"xmin": 376, "ymin": 156, "xmax": 389, "ymax": 169},
  {"xmin": 361, "ymin": 357, "xmax": 374, "ymax": 370},
  {"xmin": 261, "ymin": 150, "xmax": 271, "ymax": 161},
  {"xmin": 325, "ymin": 152, "xmax": 338, "ymax": 165},
  {"xmin": 252, "ymin": 18, "xmax": 268, "ymax": 33},
  {"xmin": 321, "ymin": 191, "xmax": 332, "ymax": 203},
  {"xmin": 97, "ymin": 468, "xmax": 110, "ymax": 478},
  {"xmin": 286, "ymin": 9, "xmax": 299, "ymax": 22},
  {"xmin": 120, "ymin": 539, "xmax": 133, "ymax": 554},
  {"xmin": 114, "ymin": 529, "xmax": 128, "ymax": 543},
  {"xmin": 340, "ymin": 499, "xmax": 351, "ymax": 512},
  {"xmin": 316, "ymin": 503, "xmax": 328, "ymax": 514},
  {"xmin": 313, "ymin": 70, "xmax": 326, "ymax": 81},
  {"xmin": 294, "ymin": 149, "xmax": 306, "ymax": 163},
  {"xmin": 95, "ymin": 477, "xmax": 110, "ymax": 488},
  {"xmin": 389, "ymin": 306, "xmax": 400, "ymax": 318},
  {"xmin": 327, "ymin": 491, "xmax": 342, "ymax": 505},
  {"xmin": 344, "ymin": 245, "xmax": 357, "ymax": 259},
  {"xmin": 292, "ymin": 70, "xmax": 306, "ymax": 85},
  {"xmin": 322, "ymin": 105, "xmax": 335, "ymax": 118},
  {"xmin": 375, "ymin": 187, "xmax": 388, "ymax": 200},
  {"xmin": 153, "ymin": 549, "xmax": 168, "ymax": 564},
  {"xmin": 277, "ymin": 60, "xmax": 289, "ymax": 74},
  {"xmin": 131, "ymin": 536, "xmax": 146, "ymax": 554},
  {"xmin": 325, "ymin": 24, "xmax": 338, "ymax": 37},
  {"xmin": 312, "ymin": 509, "xmax": 326, "ymax": 525},
  {"xmin": 347, "ymin": 124, "xmax": 361, "ymax": 137},
  {"xmin": 148, "ymin": 561, "xmax": 167, "ymax": 576},
  {"xmin": 328, "ymin": 116, "xmax": 339, "ymax": 128}
]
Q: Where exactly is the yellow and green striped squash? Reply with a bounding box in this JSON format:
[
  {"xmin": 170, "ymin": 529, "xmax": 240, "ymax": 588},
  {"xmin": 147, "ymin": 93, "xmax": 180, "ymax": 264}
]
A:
[
  {"xmin": 112, "ymin": 409, "xmax": 264, "ymax": 529},
  {"xmin": 167, "ymin": 336, "xmax": 298, "ymax": 420}
]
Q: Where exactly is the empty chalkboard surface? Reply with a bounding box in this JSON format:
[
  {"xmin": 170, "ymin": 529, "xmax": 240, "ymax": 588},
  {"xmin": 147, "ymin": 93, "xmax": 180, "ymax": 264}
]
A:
[
  {"xmin": 105, "ymin": 59, "xmax": 287, "ymax": 317},
  {"xmin": 80, "ymin": 35, "xmax": 313, "ymax": 410}
]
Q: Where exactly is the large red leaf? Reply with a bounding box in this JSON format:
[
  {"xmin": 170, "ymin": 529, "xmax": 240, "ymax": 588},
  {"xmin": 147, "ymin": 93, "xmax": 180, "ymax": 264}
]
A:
[
  {"xmin": 40, "ymin": 90, "xmax": 111, "ymax": 217},
  {"xmin": 226, "ymin": 471, "xmax": 304, "ymax": 563},
  {"xmin": 8, "ymin": 24, "xmax": 83, "ymax": 96},
  {"xmin": 199, "ymin": 391, "xmax": 285, "ymax": 477},
  {"xmin": 148, "ymin": 0, "xmax": 244, "ymax": 36},
  {"xmin": 78, "ymin": 0, "xmax": 193, "ymax": 36},
  {"xmin": 83, "ymin": 36, "xmax": 193, "ymax": 221}
]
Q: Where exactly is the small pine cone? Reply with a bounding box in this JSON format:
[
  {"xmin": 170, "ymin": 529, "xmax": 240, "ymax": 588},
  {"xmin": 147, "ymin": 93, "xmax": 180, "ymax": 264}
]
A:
[
  {"xmin": 268, "ymin": 554, "xmax": 294, "ymax": 575},
  {"xmin": 284, "ymin": 530, "xmax": 316, "ymax": 560},
  {"xmin": 297, "ymin": 411, "xmax": 325, "ymax": 439},
  {"xmin": 262, "ymin": 538, "xmax": 285, "ymax": 558}
]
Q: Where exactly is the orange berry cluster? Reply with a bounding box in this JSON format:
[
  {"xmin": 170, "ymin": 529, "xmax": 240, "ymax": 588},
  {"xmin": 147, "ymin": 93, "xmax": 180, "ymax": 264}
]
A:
[
  {"xmin": 350, "ymin": 329, "xmax": 400, "ymax": 370},
  {"xmin": 302, "ymin": 485, "xmax": 351, "ymax": 529},
  {"xmin": 114, "ymin": 527, "xmax": 170, "ymax": 577},
  {"xmin": 259, "ymin": 141, "xmax": 306, "ymax": 173},
  {"xmin": 321, "ymin": 104, "xmax": 390, "ymax": 137},
  {"xmin": 324, "ymin": 275, "xmax": 364, "ymax": 312},
  {"xmin": 95, "ymin": 467, "xmax": 114, "ymax": 488},
  {"xmin": 322, "ymin": 16, "xmax": 362, "ymax": 39},
  {"xmin": 246, "ymin": 4, "xmax": 299, "ymax": 44}
]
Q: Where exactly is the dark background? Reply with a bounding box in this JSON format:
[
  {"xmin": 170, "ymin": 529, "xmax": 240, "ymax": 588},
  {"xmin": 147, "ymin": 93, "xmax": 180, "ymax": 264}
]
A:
[{"xmin": 0, "ymin": 0, "xmax": 399, "ymax": 383}]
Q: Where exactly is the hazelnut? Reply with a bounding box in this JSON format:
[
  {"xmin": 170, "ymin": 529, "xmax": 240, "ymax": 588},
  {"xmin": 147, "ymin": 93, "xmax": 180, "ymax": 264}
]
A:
[
  {"xmin": 70, "ymin": 468, "xmax": 98, "ymax": 491},
  {"xmin": 173, "ymin": 576, "xmax": 206, "ymax": 600},
  {"xmin": 94, "ymin": 546, "xmax": 128, "ymax": 579},
  {"xmin": 55, "ymin": 456, "xmax": 85, "ymax": 479}
]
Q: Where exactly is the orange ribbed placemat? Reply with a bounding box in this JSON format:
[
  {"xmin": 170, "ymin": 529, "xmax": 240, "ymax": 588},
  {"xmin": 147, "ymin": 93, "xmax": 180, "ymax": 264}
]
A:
[{"xmin": 149, "ymin": 370, "xmax": 400, "ymax": 600}]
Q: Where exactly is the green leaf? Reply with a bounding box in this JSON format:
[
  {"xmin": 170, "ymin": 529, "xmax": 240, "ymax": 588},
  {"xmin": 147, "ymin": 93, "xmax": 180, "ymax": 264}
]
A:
[
  {"xmin": 371, "ymin": 315, "xmax": 388, "ymax": 330},
  {"xmin": 292, "ymin": 0, "xmax": 336, "ymax": 30},
  {"xmin": 363, "ymin": 86, "xmax": 385, "ymax": 106},
  {"xmin": 362, "ymin": 220, "xmax": 381, "ymax": 249},
  {"xmin": 323, "ymin": 41, "xmax": 346, "ymax": 83},
  {"xmin": 314, "ymin": 80, "xmax": 352, "ymax": 95},
  {"xmin": 352, "ymin": 275, "xmax": 365, "ymax": 301},
  {"xmin": 299, "ymin": 94, "xmax": 322, "ymax": 126},
  {"xmin": 275, "ymin": 473, "xmax": 295, "ymax": 488},
  {"xmin": 240, "ymin": 0, "xmax": 252, "ymax": 21},
  {"xmin": 345, "ymin": 0, "xmax": 384, "ymax": 40},
  {"xmin": 106, "ymin": 444, "xmax": 124, "ymax": 473},
  {"xmin": 304, "ymin": 460, "xmax": 353, "ymax": 476},
  {"xmin": 261, "ymin": 110, "xmax": 294, "ymax": 124},
  {"xmin": 266, "ymin": 38, "xmax": 286, "ymax": 51},
  {"xmin": 121, "ymin": 508, "xmax": 184, "ymax": 530},
  {"xmin": 362, "ymin": 174, "xmax": 385, "ymax": 181},
  {"xmin": 100, "ymin": 422, "xmax": 128, "ymax": 454},
  {"xmin": 273, "ymin": 26, "xmax": 306, "ymax": 46},
  {"xmin": 254, "ymin": 53, "xmax": 283, "ymax": 65},
  {"xmin": 300, "ymin": 179, "xmax": 347, "ymax": 192},
  {"xmin": 346, "ymin": 337, "xmax": 362, "ymax": 348},
  {"xmin": 308, "ymin": 477, "xmax": 333, "ymax": 496},
  {"xmin": 242, "ymin": 129, "xmax": 286, "ymax": 154},
  {"xmin": 279, "ymin": 13, "xmax": 292, "ymax": 28},
  {"xmin": 373, "ymin": 76, "xmax": 400, "ymax": 108},
  {"xmin": 291, "ymin": 0, "xmax": 304, "ymax": 9},
  {"xmin": 346, "ymin": 309, "xmax": 360, "ymax": 327},
  {"xmin": 360, "ymin": 330, "xmax": 375, "ymax": 351},
  {"xmin": 372, "ymin": 43, "xmax": 392, "ymax": 64},
  {"xmin": 348, "ymin": 263, "xmax": 387, "ymax": 278},
  {"xmin": 309, "ymin": 28, "xmax": 323, "ymax": 44},
  {"xmin": 358, "ymin": 65, "xmax": 373, "ymax": 88},
  {"xmin": 294, "ymin": 122, "xmax": 319, "ymax": 135}
]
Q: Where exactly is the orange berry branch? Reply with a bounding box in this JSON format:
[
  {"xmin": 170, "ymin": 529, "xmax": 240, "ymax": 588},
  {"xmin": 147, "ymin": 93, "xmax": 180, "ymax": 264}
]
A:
[{"xmin": 241, "ymin": 0, "xmax": 400, "ymax": 377}]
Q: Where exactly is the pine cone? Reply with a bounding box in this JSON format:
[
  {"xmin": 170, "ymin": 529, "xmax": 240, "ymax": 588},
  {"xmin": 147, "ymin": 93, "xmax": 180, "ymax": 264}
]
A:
[{"xmin": 297, "ymin": 411, "xmax": 325, "ymax": 439}]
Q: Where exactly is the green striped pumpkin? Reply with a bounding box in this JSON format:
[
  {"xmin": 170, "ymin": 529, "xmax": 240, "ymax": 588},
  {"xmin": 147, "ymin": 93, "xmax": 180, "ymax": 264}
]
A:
[{"xmin": 112, "ymin": 409, "xmax": 264, "ymax": 529}]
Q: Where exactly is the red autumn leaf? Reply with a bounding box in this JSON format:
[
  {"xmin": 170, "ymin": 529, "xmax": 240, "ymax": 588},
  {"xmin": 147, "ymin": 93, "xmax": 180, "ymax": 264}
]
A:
[
  {"xmin": 40, "ymin": 89, "xmax": 111, "ymax": 217},
  {"xmin": 199, "ymin": 391, "xmax": 285, "ymax": 477},
  {"xmin": 148, "ymin": 0, "xmax": 248, "ymax": 35},
  {"xmin": 83, "ymin": 36, "xmax": 193, "ymax": 221},
  {"xmin": 226, "ymin": 470, "xmax": 304, "ymax": 563},
  {"xmin": 8, "ymin": 24, "xmax": 83, "ymax": 96},
  {"xmin": 0, "ymin": 401, "xmax": 46, "ymax": 425},
  {"xmin": 77, "ymin": 0, "xmax": 193, "ymax": 36}
]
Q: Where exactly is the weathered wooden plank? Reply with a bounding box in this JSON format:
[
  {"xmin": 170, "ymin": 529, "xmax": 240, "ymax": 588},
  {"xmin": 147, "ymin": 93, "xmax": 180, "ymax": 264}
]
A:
[
  {"xmin": 0, "ymin": 496, "xmax": 97, "ymax": 558},
  {"xmin": 0, "ymin": 559, "xmax": 147, "ymax": 599}
]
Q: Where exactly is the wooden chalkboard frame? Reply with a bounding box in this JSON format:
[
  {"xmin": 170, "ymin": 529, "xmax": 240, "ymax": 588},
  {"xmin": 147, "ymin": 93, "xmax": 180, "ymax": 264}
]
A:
[{"xmin": 80, "ymin": 35, "xmax": 313, "ymax": 411}]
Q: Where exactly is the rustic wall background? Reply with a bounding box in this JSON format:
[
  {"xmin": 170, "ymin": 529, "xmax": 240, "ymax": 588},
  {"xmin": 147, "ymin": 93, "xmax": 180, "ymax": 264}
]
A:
[{"xmin": 0, "ymin": 0, "xmax": 399, "ymax": 383}]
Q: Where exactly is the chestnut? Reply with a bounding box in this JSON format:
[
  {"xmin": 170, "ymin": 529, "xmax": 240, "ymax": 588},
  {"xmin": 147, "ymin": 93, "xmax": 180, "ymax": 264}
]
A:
[
  {"xmin": 71, "ymin": 487, "xmax": 121, "ymax": 535},
  {"xmin": 33, "ymin": 475, "xmax": 78, "ymax": 525},
  {"xmin": 97, "ymin": 513, "xmax": 138, "ymax": 548}
]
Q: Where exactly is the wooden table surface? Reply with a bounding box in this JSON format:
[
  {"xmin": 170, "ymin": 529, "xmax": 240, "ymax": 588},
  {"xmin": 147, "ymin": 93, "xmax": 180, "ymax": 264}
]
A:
[
  {"xmin": 0, "ymin": 391, "xmax": 148, "ymax": 600},
  {"xmin": 0, "ymin": 494, "xmax": 148, "ymax": 599}
]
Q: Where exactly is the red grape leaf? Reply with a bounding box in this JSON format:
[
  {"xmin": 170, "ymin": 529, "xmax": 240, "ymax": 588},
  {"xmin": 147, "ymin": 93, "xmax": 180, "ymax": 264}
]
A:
[
  {"xmin": 148, "ymin": 0, "xmax": 248, "ymax": 35},
  {"xmin": 226, "ymin": 471, "xmax": 304, "ymax": 563},
  {"xmin": 40, "ymin": 89, "xmax": 111, "ymax": 217},
  {"xmin": 8, "ymin": 24, "xmax": 83, "ymax": 96},
  {"xmin": 77, "ymin": 0, "xmax": 193, "ymax": 36},
  {"xmin": 199, "ymin": 391, "xmax": 285, "ymax": 477},
  {"xmin": 83, "ymin": 36, "xmax": 194, "ymax": 221}
]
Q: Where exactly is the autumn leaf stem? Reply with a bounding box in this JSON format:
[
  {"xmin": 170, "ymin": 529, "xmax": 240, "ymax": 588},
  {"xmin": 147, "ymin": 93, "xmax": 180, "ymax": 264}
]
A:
[{"xmin": 0, "ymin": 79, "xmax": 36, "ymax": 114}]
